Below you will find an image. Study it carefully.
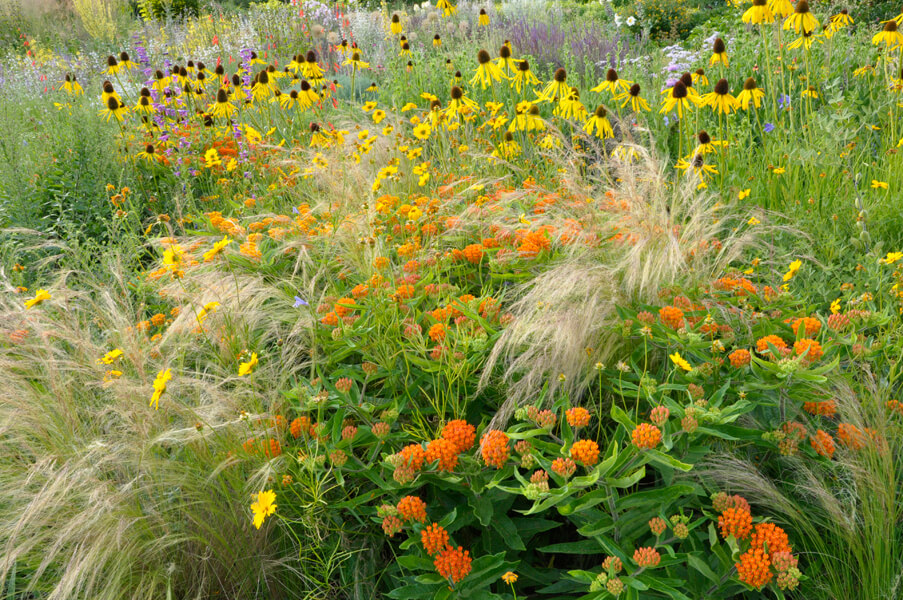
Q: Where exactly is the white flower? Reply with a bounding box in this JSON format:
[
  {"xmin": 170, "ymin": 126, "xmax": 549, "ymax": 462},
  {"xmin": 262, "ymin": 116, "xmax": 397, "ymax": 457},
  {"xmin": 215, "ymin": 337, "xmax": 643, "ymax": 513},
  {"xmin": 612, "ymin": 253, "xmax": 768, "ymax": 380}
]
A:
[
  {"xmin": 627, "ymin": 15, "xmax": 636, "ymax": 26},
  {"xmin": 614, "ymin": 14, "xmax": 623, "ymax": 27}
]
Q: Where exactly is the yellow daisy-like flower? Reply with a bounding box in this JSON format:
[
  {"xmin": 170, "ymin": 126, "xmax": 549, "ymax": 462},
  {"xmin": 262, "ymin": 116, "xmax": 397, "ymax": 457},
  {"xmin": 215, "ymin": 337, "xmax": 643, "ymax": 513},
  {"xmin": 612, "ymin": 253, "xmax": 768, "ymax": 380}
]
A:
[
  {"xmin": 660, "ymin": 81, "xmax": 694, "ymax": 118},
  {"xmin": 25, "ymin": 288, "xmax": 51, "ymax": 309},
  {"xmin": 203, "ymin": 236, "xmax": 232, "ymax": 262},
  {"xmin": 701, "ymin": 79, "xmax": 739, "ymax": 115},
  {"xmin": 880, "ymin": 252, "xmax": 903, "ymax": 264},
  {"xmin": 251, "ymin": 489, "xmax": 277, "ymax": 529},
  {"xmin": 583, "ymin": 105, "xmax": 614, "ymax": 139},
  {"xmin": 787, "ymin": 30, "xmax": 822, "ymax": 51},
  {"xmin": 413, "ymin": 123, "xmax": 431, "ymax": 140},
  {"xmin": 783, "ymin": 259, "xmax": 802, "ymax": 282},
  {"xmin": 736, "ymin": 77, "xmax": 765, "ymax": 109},
  {"xmin": 871, "ymin": 180, "xmax": 889, "ymax": 189},
  {"xmin": 613, "ymin": 83, "xmax": 651, "ymax": 112},
  {"xmin": 238, "ymin": 352, "xmax": 258, "ymax": 377},
  {"xmin": 743, "ymin": 0, "xmax": 774, "ymax": 24},
  {"xmin": 97, "ymin": 348, "xmax": 123, "ymax": 365},
  {"xmin": 873, "ymin": 20, "xmax": 903, "ymax": 50},
  {"xmin": 538, "ymin": 68, "xmax": 573, "ymax": 102},
  {"xmin": 150, "ymin": 368, "xmax": 172, "ymax": 410},
  {"xmin": 669, "ymin": 352, "xmax": 692, "ymax": 372},
  {"xmin": 592, "ymin": 68, "xmax": 633, "ymax": 96},
  {"xmin": 471, "ymin": 49, "xmax": 508, "ymax": 89},
  {"xmin": 709, "ymin": 38, "xmax": 729, "ymax": 66},
  {"xmin": 783, "ymin": 0, "xmax": 819, "ymax": 34}
]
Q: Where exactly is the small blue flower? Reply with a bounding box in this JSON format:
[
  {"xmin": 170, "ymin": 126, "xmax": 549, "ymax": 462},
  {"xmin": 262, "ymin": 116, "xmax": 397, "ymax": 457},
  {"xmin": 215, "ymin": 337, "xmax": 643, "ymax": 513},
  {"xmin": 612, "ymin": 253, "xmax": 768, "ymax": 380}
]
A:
[
  {"xmin": 763, "ymin": 122, "xmax": 775, "ymax": 133},
  {"xmin": 293, "ymin": 296, "xmax": 309, "ymax": 308},
  {"xmin": 778, "ymin": 94, "xmax": 790, "ymax": 109}
]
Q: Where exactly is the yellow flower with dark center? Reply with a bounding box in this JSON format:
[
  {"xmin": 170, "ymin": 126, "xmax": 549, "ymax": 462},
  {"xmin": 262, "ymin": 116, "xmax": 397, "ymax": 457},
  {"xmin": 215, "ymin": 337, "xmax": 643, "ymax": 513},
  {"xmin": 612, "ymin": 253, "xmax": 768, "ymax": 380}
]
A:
[
  {"xmin": 709, "ymin": 38, "xmax": 728, "ymax": 67},
  {"xmin": 583, "ymin": 105, "xmax": 614, "ymax": 139},
  {"xmin": 24, "ymin": 289, "xmax": 51, "ymax": 309},
  {"xmin": 278, "ymin": 89, "xmax": 300, "ymax": 110},
  {"xmin": 701, "ymin": 78, "xmax": 739, "ymax": 115},
  {"xmin": 591, "ymin": 68, "xmax": 633, "ymax": 96},
  {"xmin": 675, "ymin": 153, "xmax": 718, "ymax": 185},
  {"xmin": 490, "ymin": 132, "xmax": 521, "ymax": 160},
  {"xmin": 445, "ymin": 85, "xmax": 480, "ymax": 120},
  {"xmin": 660, "ymin": 81, "xmax": 693, "ymax": 118},
  {"xmin": 692, "ymin": 130, "xmax": 727, "ymax": 155},
  {"xmin": 478, "ymin": 8, "xmax": 489, "ymax": 26},
  {"xmin": 736, "ymin": 77, "xmax": 765, "ymax": 109},
  {"xmin": 433, "ymin": 34, "xmax": 441, "ymax": 47},
  {"xmin": 390, "ymin": 13, "xmax": 402, "ymax": 35},
  {"xmin": 788, "ymin": 30, "xmax": 822, "ymax": 50},
  {"xmin": 251, "ymin": 71, "xmax": 273, "ymax": 102},
  {"xmin": 297, "ymin": 80, "xmax": 319, "ymax": 108},
  {"xmin": 502, "ymin": 572, "xmax": 518, "ymax": 585},
  {"xmin": 105, "ymin": 55, "xmax": 121, "ymax": 75},
  {"xmin": 538, "ymin": 68, "xmax": 573, "ymax": 102},
  {"xmin": 801, "ymin": 85, "xmax": 819, "ymax": 99},
  {"xmin": 471, "ymin": 49, "xmax": 508, "ymax": 89},
  {"xmin": 497, "ymin": 45, "xmax": 519, "ymax": 75},
  {"xmin": 98, "ymin": 349, "xmax": 123, "ymax": 365},
  {"xmin": 118, "ymin": 51, "xmax": 138, "ymax": 70},
  {"xmin": 783, "ymin": 0, "xmax": 818, "ymax": 34},
  {"xmin": 692, "ymin": 68, "xmax": 709, "ymax": 87},
  {"xmin": 251, "ymin": 490, "xmax": 277, "ymax": 529},
  {"xmin": 413, "ymin": 123, "xmax": 431, "ymax": 140},
  {"xmin": 100, "ymin": 96, "xmax": 128, "ymax": 122},
  {"xmin": 60, "ymin": 73, "xmax": 84, "ymax": 95},
  {"xmin": 205, "ymin": 148, "xmax": 222, "ymax": 169},
  {"xmin": 743, "ymin": 0, "xmax": 774, "ymax": 24},
  {"xmin": 399, "ymin": 41, "xmax": 411, "ymax": 56},
  {"xmin": 309, "ymin": 122, "xmax": 332, "ymax": 147},
  {"xmin": 873, "ymin": 20, "xmax": 903, "ymax": 49},
  {"xmin": 554, "ymin": 88, "xmax": 588, "ymax": 120},
  {"xmin": 136, "ymin": 143, "xmax": 161, "ymax": 162},
  {"xmin": 372, "ymin": 109, "xmax": 386, "ymax": 123},
  {"xmin": 510, "ymin": 59, "xmax": 540, "ymax": 93},
  {"xmin": 344, "ymin": 51, "xmax": 370, "ymax": 70},
  {"xmin": 203, "ymin": 236, "xmax": 232, "ymax": 261},
  {"xmin": 301, "ymin": 50, "xmax": 324, "ymax": 83},
  {"xmin": 210, "ymin": 88, "xmax": 237, "ymax": 118},
  {"xmin": 613, "ymin": 83, "xmax": 650, "ymax": 112},
  {"xmin": 508, "ymin": 102, "xmax": 545, "ymax": 132},
  {"xmin": 769, "ymin": 0, "xmax": 793, "ymax": 18},
  {"xmin": 134, "ymin": 92, "xmax": 154, "ymax": 114}
]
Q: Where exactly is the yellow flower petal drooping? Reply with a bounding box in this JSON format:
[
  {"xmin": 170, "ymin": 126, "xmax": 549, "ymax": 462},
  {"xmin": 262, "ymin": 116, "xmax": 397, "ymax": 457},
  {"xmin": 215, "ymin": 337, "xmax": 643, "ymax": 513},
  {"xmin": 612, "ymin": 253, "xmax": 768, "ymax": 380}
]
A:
[
  {"xmin": 24, "ymin": 289, "xmax": 51, "ymax": 309},
  {"xmin": 669, "ymin": 352, "xmax": 693, "ymax": 372},
  {"xmin": 238, "ymin": 352, "xmax": 258, "ymax": 377},
  {"xmin": 783, "ymin": 259, "xmax": 802, "ymax": 282},
  {"xmin": 251, "ymin": 489, "xmax": 277, "ymax": 529},
  {"xmin": 150, "ymin": 368, "xmax": 172, "ymax": 410}
]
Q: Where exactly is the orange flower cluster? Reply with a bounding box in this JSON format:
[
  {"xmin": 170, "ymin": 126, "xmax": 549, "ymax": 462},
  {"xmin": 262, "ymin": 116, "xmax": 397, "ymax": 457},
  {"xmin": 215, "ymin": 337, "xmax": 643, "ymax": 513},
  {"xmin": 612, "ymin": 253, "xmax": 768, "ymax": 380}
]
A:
[
  {"xmin": 428, "ymin": 323, "xmax": 447, "ymax": 341},
  {"xmin": 421, "ymin": 523, "xmax": 450, "ymax": 556},
  {"xmin": 516, "ymin": 230, "xmax": 551, "ymax": 259},
  {"xmin": 750, "ymin": 523, "xmax": 792, "ymax": 555},
  {"xmin": 382, "ymin": 515, "xmax": 403, "ymax": 537},
  {"xmin": 728, "ymin": 348, "xmax": 751, "ymax": 368},
  {"xmin": 793, "ymin": 338, "xmax": 823, "ymax": 362},
  {"xmin": 790, "ymin": 316, "xmax": 821, "ymax": 336},
  {"xmin": 399, "ymin": 443, "xmax": 426, "ymax": 470},
  {"xmin": 803, "ymin": 399, "xmax": 836, "ymax": 416},
  {"xmin": 810, "ymin": 429, "xmax": 836, "ymax": 459},
  {"xmin": 756, "ymin": 335, "xmax": 787, "ymax": 356},
  {"xmin": 434, "ymin": 545, "xmax": 472, "ymax": 584},
  {"xmin": 442, "ymin": 419, "xmax": 476, "ymax": 452},
  {"xmin": 290, "ymin": 416, "xmax": 313, "ymax": 438},
  {"xmin": 480, "ymin": 430, "xmax": 510, "ymax": 468},
  {"xmin": 736, "ymin": 547, "xmax": 773, "ymax": 589},
  {"xmin": 633, "ymin": 547, "xmax": 661, "ymax": 568},
  {"xmin": 566, "ymin": 407, "xmax": 591, "ymax": 428},
  {"xmin": 714, "ymin": 276, "xmax": 757, "ymax": 296},
  {"xmin": 551, "ymin": 457, "xmax": 576, "ymax": 478},
  {"xmin": 425, "ymin": 437, "xmax": 460, "ymax": 471},
  {"xmin": 659, "ymin": 305, "xmax": 684, "ymax": 329},
  {"xmin": 649, "ymin": 517, "xmax": 668, "ymax": 536},
  {"xmin": 397, "ymin": 496, "xmax": 428, "ymax": 522},
  {"xmin": 570, "ymin": 439, "xmax": 600, "ymax": 466},
  {"xmin": 462, "ymin": 243, "xmax": 484, "ymax": 263},
  {"xmin": 631, "ymin": 423, "xmax": 662, "ymax": 450},
  {"xmin": 718, "ymin": 507, "xmax": 753, "ymax": 540}
]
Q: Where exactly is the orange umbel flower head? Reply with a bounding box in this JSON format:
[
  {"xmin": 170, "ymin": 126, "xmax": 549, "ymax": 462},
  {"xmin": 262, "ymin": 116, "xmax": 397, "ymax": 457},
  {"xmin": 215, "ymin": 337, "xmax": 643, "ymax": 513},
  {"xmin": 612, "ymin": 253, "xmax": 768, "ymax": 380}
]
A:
[
  {"xmin": 793, "ymin": 338, "xmax": 823, "ymax": 363},
  {"xmin": 633, "ymin": 547, "xmax": 661, "ymax": 568},
  {"xmin": 570, "ymin": 439, "xmax": 600, "ymax": 466},
  {"xmin": 551, "ymin": 457, "xmax": 577, "ymax": 478},
  {"xmin": 462, "ymin": 243, "xmax": 484, "ymax": 263},
  {"xmin": 750, "ymin": 522, "xmax": 792, "ymax": 555},
  {"xmin": 334, "ymin": 297, "xmax": 355, "ymax": 317},
  {"xmin": 290, "ymin": 416, "xmax": 311, "ymax": 438},
  {"xmin": 803, "ymin": 399, "xmax": 836, "ymax": 416},
  {"xmin": 397, "ymin": 496, "xmax": 428, "ymax": 522},
  {"xmin": 480, "ymin": 430, "xmax": 510, "ymax": 468},
  {"xmin": 434, "ymin": 545, "xmax": 472, "ymax": 584},
  {"xmin": 728, "ymin": 348, "xmax": 751, "ymax": 368},
  {"xmin": 659, "ymin": 305, "xmax": 684, "ymax": 329},
  {"xmin": 712, "ymin": 492, "xmax": 751, "ymax": 513},
  {"xmin": 837, "ymin": 422, "xmax": 866, "ymax": 450},
  {"xmin": 442, "ymin": 419, "xmax": 476, "ymax": 452},
  {"xmin": 810, "ymin": 429, "xmax": 835, "ymax": 459},
  {"xmin": 566, "ymin": 407, "xmax": 591, "ymax": 428},
  {"xmin": 650, "ymin": 405, "xmax": 669, "ymax": 427},
  {"xmin": 736, "ymin": 547, "xmax": 773, "ymax": 589},
  {"xmin": 756, "ymin": 335, "xmax": 788, "ymax": 357},
  {"xmin": 421, "ymin": 523, "xmax": 450, "ymax": 556},
  {"xmin": 791, "ymin": 316, "xmax": 821, "ymax": 336},
  {"xmin": 718, "ymin": 507, "xmax": 753, "ymax": 540},
  {"xmin": 342, "ymin": 425, "xmax": 358, "ymax": 441},
  {"xmin": 398, "ymin": 443, "xmax": 426, "ymax": 471},
  {"xmin": 602, "ymin": 555, "xmax": 623, "ymax": 573},
  {"xmin": 428, "ymin": 323, "xmax": 447, "ymax": 341},
  {"xmin": 631, "ymin": 423, "xmax": 662, "ymax": 449},
  {"xmin": 649, "ymin": 517, "xmax": 668, "ymax": 536},
  {"xmin": 382, "ymin": 515, "xmax": 403, "ymax": 537},
  {"xmin": 425, "ymin": 437, "xmax": 460, "ymax": 471}
]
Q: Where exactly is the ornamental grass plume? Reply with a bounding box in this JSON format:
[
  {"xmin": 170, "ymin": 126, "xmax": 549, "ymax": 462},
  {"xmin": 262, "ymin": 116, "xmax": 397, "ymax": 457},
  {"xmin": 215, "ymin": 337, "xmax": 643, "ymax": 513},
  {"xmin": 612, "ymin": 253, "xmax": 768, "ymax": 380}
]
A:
[{"xmin": 482, "ymin": 149, "xmax": 762, "ymax": 416}]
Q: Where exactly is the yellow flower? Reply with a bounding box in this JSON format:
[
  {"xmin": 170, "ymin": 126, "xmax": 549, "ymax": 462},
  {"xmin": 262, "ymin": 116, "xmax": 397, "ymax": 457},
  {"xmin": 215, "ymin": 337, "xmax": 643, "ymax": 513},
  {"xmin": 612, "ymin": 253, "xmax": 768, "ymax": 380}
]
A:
[
  {"xmin": 203, "ymin": 236, "xmax": 232, "ymax": 262},
  {"xmin": 238, "ymin": 352, "xmax": 258, "ymax": 376},
  {"xmin": 738, "ymin": 189, "xmax": 751, "ymax": 200},
  {"xmin": 871, "ymin": 180, "xmax": 889, "ymax": 190},
  {"xmin": 669, "ymin": 352, "xmax": 692, "ymax": 372},
  {"xmin": 830, "ymin": 298, "xmax": 841, "ymax": 314},
  {"xmin": 773, "ymin": 167, "xmax": 786, "ymax": 175},
  {"xmin": 747, "ymin": 216, "xmax": 760, "ymax": 225},
  {"xmin": 251, "ymin": 489, "xmax": 277, "ymax": 529},
  {"xmin": 97, "ymin": 348, "xmax": 123, "ymax": 365},
  {"xmin": 413, "ymin": 123, "xmax": 431, "ymax": 140},
  {"xmin": 372, "ymin": 109, "xmax": 386, "ymax": 123},
  {"xmin": 783, "ymin": 259, "xmax": 802, "ymax": 282},
  {"xmin": 401, "ymin": 102, "xmax": 417, "ymax": 112},
  {"xmin": 24, "ymin": 288, "xmax": 51, "ymax": 309},
  {"xmin": 881, "ymin": 252, "xmax": 903, "ymax": 264},
  {"xmin": 150, "ymin": 368, "xmax": 172, "ymax": 410},
  {"xmin": 197, "ymin": 301, "xmax": 220, "ymax": 324},
  {"xmin": 502, "ymin": 572, "xmax": 518, "ymax": 585}
]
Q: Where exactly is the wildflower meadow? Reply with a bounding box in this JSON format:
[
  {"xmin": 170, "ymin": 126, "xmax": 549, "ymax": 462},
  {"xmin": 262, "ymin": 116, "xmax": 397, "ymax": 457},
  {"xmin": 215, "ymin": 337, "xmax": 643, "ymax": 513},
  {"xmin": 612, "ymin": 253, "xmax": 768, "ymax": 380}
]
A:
[{"xmin": 1, "ymin": 0, "xmax": 902, "ymax": 598}]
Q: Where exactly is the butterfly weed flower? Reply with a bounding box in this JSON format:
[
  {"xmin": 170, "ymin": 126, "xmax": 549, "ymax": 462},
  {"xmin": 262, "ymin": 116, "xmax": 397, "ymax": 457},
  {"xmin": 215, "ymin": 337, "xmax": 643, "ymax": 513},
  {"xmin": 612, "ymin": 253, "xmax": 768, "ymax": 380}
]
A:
[
  {"xmin": 613, "ymin": 83, "xmax": 650, "ymax": 112},
  {"xmin": 702, "ymin": 78, "xmax": 739, "ymax": 114},
  {"xmin": 471, "ymin": 49, "xmax": 507, "ymax": 90},
  {"xmin": 873, "ymin": 20, "xmax": 903, "ymax": 49},
  {"xmin": 631, "ymin": 423, "xmax": 661, "ymax": 449},
  {"xmin": 442, "ymin": 419, "xmax": 476, "ymax": 452},
  {"xmin": 743, "ymin": 0, "xmax": 774, "ymax": 24},
  {"xmin": 434, "ymin": 545, "xmax": 472, "ymax": 584},
  {"xmin": 421, "ymin": 524, "xmax": 450, "ymax": 556},
  {"xmin": 583, "ymin": 105, "xmax": 614, "ymax": 138},
  {"xmin": 783, "ymin": 0, "xmax": 818, "ymax": 34},
  {"xmin": 592, "ymin": 68, "xmax": 633, "ymax": 96},
  {"xmin": 718, "ymin": 506, "xmax": 753, "ymax": 539},
  {"xmin": 737, "ymin": 77, "xmax": 765, "ymax": 109},
  {"xmin": 709, "ymin": 38, "xmax": 728, "ymax": 67},
  {"xmin": 570, "ymin": 439, "xmax": 600, "ymax": 466},
  {"xmin": 397, "ymin": 495, "xmax": 428, "ymax": 522}
]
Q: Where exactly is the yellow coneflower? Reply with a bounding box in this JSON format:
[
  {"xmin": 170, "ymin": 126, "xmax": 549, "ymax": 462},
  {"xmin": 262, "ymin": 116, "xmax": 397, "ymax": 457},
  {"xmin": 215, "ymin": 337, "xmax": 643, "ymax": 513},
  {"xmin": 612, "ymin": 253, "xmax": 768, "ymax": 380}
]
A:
[
  {"xmin": 743, "ymin": 0, "xmax": 774, "ymax": 24},
  {"xmin": 60, "ymin": 73, "xmax": 84, "ymax": 95},
  {"xmin": 497, "ymin": 45, "xmax": 519, "ymax": 75},
  {"xmin": 554, "ymin": 87, "xmax": 588, "ymax": 120},
  {"xmin": 118, "ymin": 51, "xmax": 139, "ymax": 70},
  {"xmin": 309, "ymin": 122, "xmax": 332, "ymax": 147},
  {"xmin": 101, "ymin": 80, "xmax": 120, "ymax": 105},
  {"xmin": 288, "ymin": 53, "xmax": 304, "ymax": 72},
  {"xmin": 171, "ymin": 65, "xmax": 187, "ymax": 87},
  {"xmin": 769, "ymin": 0, "xmax": 793, "ymax": 19},
  {"xmin": 613, "ymin": 83, "xmax": 651, "ymax": 112},
  {"xmin": 675, "ymin": 153, "xmax": 718, "ymax": 187},
  {"xmin": 433, "ymin": 34, "xmax": 442, "ymax": 47},
  {"xmin": 248, "ymin": 51, "xmax": 266, "ymax": 66},
  {"xmin": 788, "ymin": 30, "xmax": 822, "ymax": 50},
  {"xmin": 491, "ymin": 132, "xmax": 521, "ymax": 160},
  {"xmin": 478, "ymin": 8, "xmax": 490, "ymax": 26},
  {"xmin": 829, "ymin": 9, "xmax": 853, "ymax": 31},
  {"xmin": 736, "ymin": 77, "xmax": 765, "ymax": 109},
  {"xmin": 660, "ymin": 80, "xmax": 694, "ymax": 118},
  {"xmin": 152, "ymin": 69, "xmax": 169, "ymax": 94},
  {"xmin": 873, "ymin": 20, "xmax": 903, "ymax": 49},
  {"xmin": 302, "ymin": 50, "xmax": 324, "ymax": 84},
  {"xmin": 100, "ymin": 96, "xmax": 128, "ymax": 122},
  {"xmin": 436, "ymin": 0, "xmax": 456, "ymax": 16},
  {"xmin": 692, "ymin": 68, "xmax": 709, "ymax": 87},
  {"xmin": 692, "ymin": 130, "xmax": 727, "ymax": 155},
  {"xmin": 210, "ymin": 88, "xmax": 237, "ymax": 118},
  {"xmin": 365, "ymin": 81, "xmax": 379, "ymax": 92},
  {"xmin": 428, "ymin": 98, "xmax": 445, "ymax": 129},
  {"xmin": 508, "ymin": 101, "xmax": 544, "ymax": 132},
  {"xmin": 471, "ymin": 49, "xmax": 507, "ymax": 89},
  {"xmin": 510, "ymin": 59, "xmax": 540, "ymax": 93},
  {"xmin": 133, "ymin": 91, "xmax": 155, "ymax": 114},
  {"xmin": 297, "ymin": 80, "xmax": 319, "ymax": 108},
  {"xmin": 251, "ymin": 71, "xmax": 273, "ymax": 102},
  {"xmin": 445, "ymin": 58, "xmax": 454, "ymax": 71},
  {"xmin": 710, "ymin": 38, "xmax": 729, "ymax": 67},
  {"xmin": 784, "ymin": 0, "xmax": 819, "ymax": 34},
  {"xmin": 675, "ymin": 72, "xmax": 702, "ymax": 103},
  {"xmin": 802, "ymin": 85, "xmax": 819, "ymax": 99},
  {"xmin": 538, "ymin": 67, "xmax": 573, "ymax": 102},
  {"xmin": 136, "ymin": 143, "xmax": 161, "ymax": 163},
  {"xmin": 105, "ymin": 55, "xmax": 121, "ymax": 75},
  {"xmin": 583, "ymin": 105, "xmax": 614, "ymax": 139},
  {"xmin": 390, "ymin": 13, "xmax": 403, "ymax": 34},
  {"xmin": 445, "ymin": 85, "xmax": 479, "ymax": 120},
  {"xmin": 400, "ymin": 41, "xmax": 411, "ymax": 57},
  {"xmin": 701, "ymin": 78, "xmax": 739, "ymax": 115},
  {"xmin": 592, "ymin": 68, "xmax": 633, "ymax": 96},
  {"xmin": 344, "ymin": 51, "xmax": 370, "ymax": 70}
]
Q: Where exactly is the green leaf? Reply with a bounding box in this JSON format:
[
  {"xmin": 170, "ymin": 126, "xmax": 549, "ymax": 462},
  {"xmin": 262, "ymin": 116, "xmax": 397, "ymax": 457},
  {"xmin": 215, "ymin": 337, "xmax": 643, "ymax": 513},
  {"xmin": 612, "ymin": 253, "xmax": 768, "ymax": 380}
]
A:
[
  {"xmin": 490, "ymin": 514, "xmax": 526, "ymax": 551},
  {"xmin": 610, "ymin": 404, "xmax": 636, "ymax": 431},
  {"xmin": 468, "ymin": 493, "xmax": 493, "ymax": 526},
  {"xmin": 397, "ymin": 555, "xmax": 436, "ymax": 571},
  {"xmin": 645, "ymin": 449, "xmax": 693, "ymax": 472},
  {"xmin": 606, "ymin": 465, "xmax": 646, "ymax": 488},
  {"xmin": 687, "ymin": 553, "xmax": 721, "ymax": 585},
  {"xmin": 537, "ymin": 539, "xmax": 601, "ymax": 554}
]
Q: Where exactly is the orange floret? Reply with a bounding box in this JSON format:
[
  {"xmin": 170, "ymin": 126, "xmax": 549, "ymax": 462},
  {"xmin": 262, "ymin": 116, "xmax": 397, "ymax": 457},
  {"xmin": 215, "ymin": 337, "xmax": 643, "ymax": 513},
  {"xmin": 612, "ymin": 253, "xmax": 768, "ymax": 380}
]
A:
[
  {"xmin": 397, "ymin": 495, "xmax": 428, "ymax": 522},
  {"xmin": 570, "ymin": 439, "xmax": 600, "ymax": 466},
  {"xmin": 480, "ymin": 430, "xmax": 510, "ymax": 468},
  {"xmin": 631, "ymin": 423, "xmax": 662, "ymax": 450},
  {"xmin": 425, "ymin": 437, "xmax": 460, "ymax": 471},
  {"xmin": 442, "ymin": 419, "xmax": 476, "ymax": 452},
  {"xmin": 718, "ymin": 507, "xmax": 753, "ymax": 540}
]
